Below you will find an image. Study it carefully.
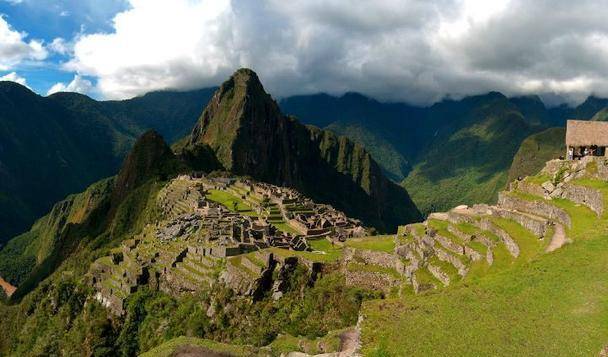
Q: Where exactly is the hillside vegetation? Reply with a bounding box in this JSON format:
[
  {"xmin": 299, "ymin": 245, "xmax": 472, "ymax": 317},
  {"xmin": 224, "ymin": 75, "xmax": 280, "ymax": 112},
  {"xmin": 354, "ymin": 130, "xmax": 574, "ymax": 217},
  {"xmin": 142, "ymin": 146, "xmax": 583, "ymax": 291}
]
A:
[
  {"xmin": 361, "ymin": 157, "xmax": 608, "ymax": 355},
  {"xmin": 507, "ymin": 127, "xmax": 565, "ymax": 183},
  {"xmin": 0, "ymin": 83, "xmax": 214, "ymax": 243}
]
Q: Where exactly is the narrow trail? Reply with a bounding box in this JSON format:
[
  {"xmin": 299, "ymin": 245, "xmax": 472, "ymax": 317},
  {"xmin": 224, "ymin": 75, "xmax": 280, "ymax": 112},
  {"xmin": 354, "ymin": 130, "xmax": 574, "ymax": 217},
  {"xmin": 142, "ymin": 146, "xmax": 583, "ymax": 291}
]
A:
[
  {"xmin": 546, "ymin": 223, "xmax": 569, "ymax": 252},
  {"xmin": 0, "ymin": 276, "xmax": 16, "ymax": 297},
  {"xmin": 338, "ymin": 329, "xmax": 359, "ymax": 356}
]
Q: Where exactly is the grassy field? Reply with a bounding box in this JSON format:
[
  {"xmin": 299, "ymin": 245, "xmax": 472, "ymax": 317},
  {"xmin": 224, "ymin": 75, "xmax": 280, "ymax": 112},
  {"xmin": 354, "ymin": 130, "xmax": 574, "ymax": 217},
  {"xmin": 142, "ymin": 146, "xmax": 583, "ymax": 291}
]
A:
[
  {"xmin": 344, "ymin": 235, "xmax": 396, "ymax": 253},
  {"xmin": 361, "ymin": 174, "xmax": 608, "ymax": 356},
  {"xmin": 270, "ymin": 240, "xmax": 343, "ymax": 263},
  {"xmin": 140, "ymin": 336, "xmax": 259, "ymax": 357},
  {"xmin": 206, "ymin": 189, "xmax": 257, "ymax": 216}
]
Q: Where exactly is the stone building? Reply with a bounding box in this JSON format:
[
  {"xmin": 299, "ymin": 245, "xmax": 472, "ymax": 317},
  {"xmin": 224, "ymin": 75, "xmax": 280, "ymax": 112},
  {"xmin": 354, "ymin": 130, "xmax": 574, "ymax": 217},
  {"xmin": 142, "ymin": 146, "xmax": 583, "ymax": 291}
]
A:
[{"xmin": 566, "ymin": 120, "xmax": 608, "ymax": 159}]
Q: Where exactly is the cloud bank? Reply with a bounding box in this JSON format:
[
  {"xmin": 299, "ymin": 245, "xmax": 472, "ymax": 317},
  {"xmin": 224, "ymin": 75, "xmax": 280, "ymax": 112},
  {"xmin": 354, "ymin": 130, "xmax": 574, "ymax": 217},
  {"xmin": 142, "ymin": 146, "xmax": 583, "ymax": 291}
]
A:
[
  {"xmin": 30, "ymin": 0, "xmax": 608, "ymax": 104},
  {"xmin": 0, "ymin": 15, "xmax": 46, "ymax": 71}
]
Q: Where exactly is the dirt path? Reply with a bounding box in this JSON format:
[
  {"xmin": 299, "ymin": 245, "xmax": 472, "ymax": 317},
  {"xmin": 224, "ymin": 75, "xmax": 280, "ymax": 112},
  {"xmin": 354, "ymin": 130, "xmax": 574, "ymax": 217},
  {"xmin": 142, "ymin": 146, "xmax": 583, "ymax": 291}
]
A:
[
  {"xmin": 0, "ymin": 276, "xmax": 16, "ymax": 297},
  {"xmin": 546, "ymin": 223, "xmax": 570, "ymax": 252},
  {"xmin": 339, "ymin": 329, "xmax": 359, "ymax": 355}
]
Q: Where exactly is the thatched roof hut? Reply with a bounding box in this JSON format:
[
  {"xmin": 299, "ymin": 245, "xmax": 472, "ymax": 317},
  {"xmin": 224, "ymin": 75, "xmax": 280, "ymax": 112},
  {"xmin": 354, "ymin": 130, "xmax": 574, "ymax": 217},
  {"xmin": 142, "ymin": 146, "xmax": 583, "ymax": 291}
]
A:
[{"xmin": 566, "ymin": 120, "xmax": 608, "ymax": 147}]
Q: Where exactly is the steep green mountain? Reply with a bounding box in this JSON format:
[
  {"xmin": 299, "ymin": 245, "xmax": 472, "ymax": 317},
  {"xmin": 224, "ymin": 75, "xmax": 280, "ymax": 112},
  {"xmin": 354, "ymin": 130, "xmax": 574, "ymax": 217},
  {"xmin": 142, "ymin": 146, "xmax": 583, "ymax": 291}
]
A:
[
  {"xmin": 591, "ymin": 107, "xmax": 608, "ymax": 121},
  {"xmin": 186, "ymin": 68, "xmax": 420, "ymax": 230},
  {"xmin": 280, "ymin": 93, "xmax": 427, "ymax": 180},
  {"xmin": 0, "ymin": 82, "xmax": 126, "ymax": 244},
  {"xmin": 0, "ymin": 128, "xmax": 384, "ymax": 355},
  {"xmin": 402, "ymin": 93, "xmax": 539, "ymax": 214},
  {"xmin": 507, "ymin": 127, "xmax": 565, "ymax": 183},
  {"xmin": 324, "ymin": 121, "xmax": 411, "ymax": 181},
  {"xmin": 0, "ymin": 130, "xmax": 182, "ymax": 299},
  {"xmin": 0, "ymin": 85, "xmax": 213, "ymax": 244},
  {"xmin": 282, "ymin": 91, "xmax": 608, "ymax": 214}
]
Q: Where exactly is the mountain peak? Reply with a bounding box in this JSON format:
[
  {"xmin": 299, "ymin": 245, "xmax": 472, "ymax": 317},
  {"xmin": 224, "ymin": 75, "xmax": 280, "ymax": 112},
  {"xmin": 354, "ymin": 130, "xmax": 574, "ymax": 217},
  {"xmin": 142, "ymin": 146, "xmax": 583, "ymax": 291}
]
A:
[
  {"xmin": 111, "ymin": 130, "xmax": 180, "ymax": 205},
  {"xmin": 185, "ymin": 70, "xmax": 420, "ymax": 231},
  {"xmin": 0, "ymin": 81, "xmax": 36, "ymax": 98},
  {"xmin": 218, "ymin": 68, "xmax": 265, "ymax": 98}
]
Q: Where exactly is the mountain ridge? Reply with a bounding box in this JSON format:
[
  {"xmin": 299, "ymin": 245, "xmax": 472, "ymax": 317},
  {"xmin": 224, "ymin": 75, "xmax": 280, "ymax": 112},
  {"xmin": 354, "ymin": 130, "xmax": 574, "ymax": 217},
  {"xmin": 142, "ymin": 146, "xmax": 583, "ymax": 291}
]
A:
[{"xmin": 186, "ymin": 68, "xmax": 421, "ymax": 231}]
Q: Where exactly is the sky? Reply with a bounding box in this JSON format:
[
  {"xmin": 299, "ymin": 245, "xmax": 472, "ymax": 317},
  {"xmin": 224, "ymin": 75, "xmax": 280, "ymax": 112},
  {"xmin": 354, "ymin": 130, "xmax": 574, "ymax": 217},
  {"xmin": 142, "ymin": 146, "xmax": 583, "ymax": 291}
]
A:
[{"xmin": 1, "ymin": 0, "xmax": 608, "ymax": 106}]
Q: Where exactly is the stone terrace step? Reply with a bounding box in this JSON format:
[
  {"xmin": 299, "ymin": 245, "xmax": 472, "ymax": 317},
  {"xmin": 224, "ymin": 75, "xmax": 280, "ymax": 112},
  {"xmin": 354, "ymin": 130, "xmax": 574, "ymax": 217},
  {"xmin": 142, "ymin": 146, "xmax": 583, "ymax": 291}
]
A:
[
  {"xmin": 489, "ymin": 207, "xmax": 550, "ymax": 239},
  {"xmin": 474, "ymin": 218, "xmax": 520, "ymax": 258},
  {"xmin": 498, "ymin": 192, "xmax": 571, "ymax": 228},
  {"xmin": 427, "ymin": 263, "xmax": 450, "ymax": 287}
]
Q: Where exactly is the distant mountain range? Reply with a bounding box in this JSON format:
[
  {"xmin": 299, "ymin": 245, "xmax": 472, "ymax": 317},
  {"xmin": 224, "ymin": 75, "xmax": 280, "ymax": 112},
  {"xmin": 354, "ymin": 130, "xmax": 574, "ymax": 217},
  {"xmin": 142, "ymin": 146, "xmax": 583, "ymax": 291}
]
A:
[
  {"xmin": 3, "ymin": 76, "xmax": 608, "ymax": 242},
  {"xmin": 281, "ymin": 92, "xmax": 608, "ymax": 214},
  {"xmin": 0, "ymin": 83, "xmax": 214, "ymax": 243}
]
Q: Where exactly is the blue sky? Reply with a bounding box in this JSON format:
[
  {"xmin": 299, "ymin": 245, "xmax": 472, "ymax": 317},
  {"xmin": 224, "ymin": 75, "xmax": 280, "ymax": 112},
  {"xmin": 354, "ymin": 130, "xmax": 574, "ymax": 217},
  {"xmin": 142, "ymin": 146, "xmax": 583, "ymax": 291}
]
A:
[
  {"xmin": 0, "ymin": 0, "xmax": 127, "ymax": 96},
  {"xmin": 1, "ymin": 0, "xmax": 608, "ymax": 105}
]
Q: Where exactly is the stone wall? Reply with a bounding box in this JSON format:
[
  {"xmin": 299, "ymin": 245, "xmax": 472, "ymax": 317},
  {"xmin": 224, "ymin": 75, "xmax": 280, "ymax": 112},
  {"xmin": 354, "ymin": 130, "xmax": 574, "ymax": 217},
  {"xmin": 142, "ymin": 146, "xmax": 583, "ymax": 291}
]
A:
[
  {"xmin": 490, "ymin": 207, "xmax": 549, "ymax": 238},
  {"xmin": 344, "ymin": 270, "xmax": 401, "ymax": 294},
  {"xmin": 498, "ymin": 192, "xmax": 571, "ymax": 228},
  {"xmin": 477, "ymin": 218, "xmax": 520, "ymax": 258},
  {"xmin": 561, "ymin": 183, "xmax": 603, "ymax": 216},
  {"xmin": 343, "ymin": 248, "xmax": 404, "ymax": 273},
  {"xmin": 427, "ymin": 264, "xmax": 449, "ymax": 286},
  {"xmin": 516, "ymin": 181, "xmax": 547, "ymax": 198}
]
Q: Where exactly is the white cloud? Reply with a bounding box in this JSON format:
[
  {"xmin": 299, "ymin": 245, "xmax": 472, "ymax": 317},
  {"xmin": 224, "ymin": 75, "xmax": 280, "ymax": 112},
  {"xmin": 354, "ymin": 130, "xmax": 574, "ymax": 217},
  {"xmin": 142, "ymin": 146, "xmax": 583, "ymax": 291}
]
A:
[
  {"xmin": 0, "ymin": 15, "xmax": 47, "ymax": 71},
  {"xmin": 49, "ymin": 37, "xmax": 70, "ymax": 55},
  {"xmin": 47, "ymin": 74, "xmax": 93, "ymax": 95},
  {"xmin": 63, "ymin": 0, "xmax": 608, "ymax": 105},
  {"xmin": 0, "ymin": 71, "xmax": 28, "ymax": 86}
]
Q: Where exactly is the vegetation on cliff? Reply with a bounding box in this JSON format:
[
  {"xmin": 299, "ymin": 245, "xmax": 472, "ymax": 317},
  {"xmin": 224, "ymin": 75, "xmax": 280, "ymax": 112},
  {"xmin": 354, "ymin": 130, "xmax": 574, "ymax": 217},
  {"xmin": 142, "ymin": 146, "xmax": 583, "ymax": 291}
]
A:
[{"xmin": 186, "ymin": 68, "xmax": 421, "ymax": 231}]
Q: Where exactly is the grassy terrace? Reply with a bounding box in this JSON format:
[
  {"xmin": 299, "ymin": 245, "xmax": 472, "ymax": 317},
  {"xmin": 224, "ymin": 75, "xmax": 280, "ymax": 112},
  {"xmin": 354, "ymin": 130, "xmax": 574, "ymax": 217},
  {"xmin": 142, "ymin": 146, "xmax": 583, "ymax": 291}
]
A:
[
  {"xmin": 509, "ymin": 189, "xmax": 597, "ymax": 240},
  {"xmin": 524, "ymin": 173, "xmax": 552, "ymax": 185},
  {"xmin": 269, "ymin": 238, "xmax": 343, "ymax": 264},
  {"xmin": 206, "ymin": 189, "xmax": 258, "ymax": 217},
  {"xmin": 271, "ymin": 222, "xmax": 300, "ymax": 235},
  {"xmin": 346, "ymin": 262, "xmax": 401, "ymax": 279},
  {"xmin": 361, "ymin": 175, "xmax": 608, "ymax": 356},
  {"xmin": 141, "ymin": 336, "xmax": 258, "ymax": 357},
  {"xmin": 227, "ymin": 256, "xmax": 259, "ymax": 277},
  {"xmin": 344, "ymin": 235, "xmax": 395, "ymax": 253}
]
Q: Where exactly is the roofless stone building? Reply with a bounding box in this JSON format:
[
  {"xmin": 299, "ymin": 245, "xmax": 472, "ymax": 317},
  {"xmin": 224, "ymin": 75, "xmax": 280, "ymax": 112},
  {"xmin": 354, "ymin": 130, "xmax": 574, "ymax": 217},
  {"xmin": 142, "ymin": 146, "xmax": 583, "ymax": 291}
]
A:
[{"xmin": 565, "ymin": 120, "xmax": 608, "ymax": 159}]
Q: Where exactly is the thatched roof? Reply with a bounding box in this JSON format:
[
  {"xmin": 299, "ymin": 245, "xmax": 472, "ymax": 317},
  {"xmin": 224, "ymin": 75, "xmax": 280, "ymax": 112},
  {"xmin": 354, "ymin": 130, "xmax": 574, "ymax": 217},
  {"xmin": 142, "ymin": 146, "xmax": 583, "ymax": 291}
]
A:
[{"xmin": 566, "ymin": 120, "xmax": 608, "ymax": 146}]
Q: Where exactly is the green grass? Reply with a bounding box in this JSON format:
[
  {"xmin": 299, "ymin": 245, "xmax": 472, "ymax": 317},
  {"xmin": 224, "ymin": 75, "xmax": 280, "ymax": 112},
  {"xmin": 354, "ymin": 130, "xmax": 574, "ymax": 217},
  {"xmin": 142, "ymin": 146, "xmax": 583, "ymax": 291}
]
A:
[
  {"xmin": 344, "ymin": 235, "xmax": 396, "ymax": 253},
  {"xmin": 270, "ymin": 329, "xmax": 346, "ymax": 355},
  {"xmin": 489, "ymin": 217, "xmax": 544, "ymax": 263},
  {"xmin": 270, "ymin": 239, "xmax": 343, "ymax": 264},
  {"xmin": 272, "ymin": 222, "xmax": 300, "ymax": 235},
  {"xmin": 346, "ymin": 262, "xmax": 402, "ymax": 279},
  {"xmin": 206, "ymin": 189, "xmax": 258, "ymax": 216},
  {"xmin": 524, "ymin": 174, "xmax": 552, "ymax": 185},
  {"xmin": 413, "ymin": 268, "xmax": 440, "ymax": 290},
  {"xmin": 140, "ymin": 336, "xmax": 259, "ymax": 357},
  {"xmin": 361, "ymin": 233, "xmax": 608, "ymax": 356},
  {"xmin": 360, "ymin": 177, "xmax": 608, "ymax": 356},
  {"xmin": 428, "ymin": 255, "xmax": 460, "ymax": 282}
]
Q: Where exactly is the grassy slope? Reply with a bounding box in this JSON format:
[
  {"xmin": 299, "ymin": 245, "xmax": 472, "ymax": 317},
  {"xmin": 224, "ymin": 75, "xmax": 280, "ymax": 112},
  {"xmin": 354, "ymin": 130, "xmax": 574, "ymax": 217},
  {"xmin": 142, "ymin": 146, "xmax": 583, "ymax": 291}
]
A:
[
  {"xmin": 325, "ymin": 121, "xmax": 411, "ymax": 181},
  {"xmin": 507, "ymin": 127, "xmax": 565, "ymax": 184},
  {"xmin": 403, "ymin": 102, "xmax": 534, "ymax": 214},
  {"xmin": 361, "ymin": 177, "xmax": 608, "ymax": 356}
]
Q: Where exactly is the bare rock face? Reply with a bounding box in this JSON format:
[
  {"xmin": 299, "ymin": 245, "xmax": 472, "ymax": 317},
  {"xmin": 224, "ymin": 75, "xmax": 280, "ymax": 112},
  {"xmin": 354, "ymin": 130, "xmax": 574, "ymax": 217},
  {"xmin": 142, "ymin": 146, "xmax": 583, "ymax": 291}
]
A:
[{"xmin": 187, "ymin": 68, "xmax": 421, "ymax": 231}]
